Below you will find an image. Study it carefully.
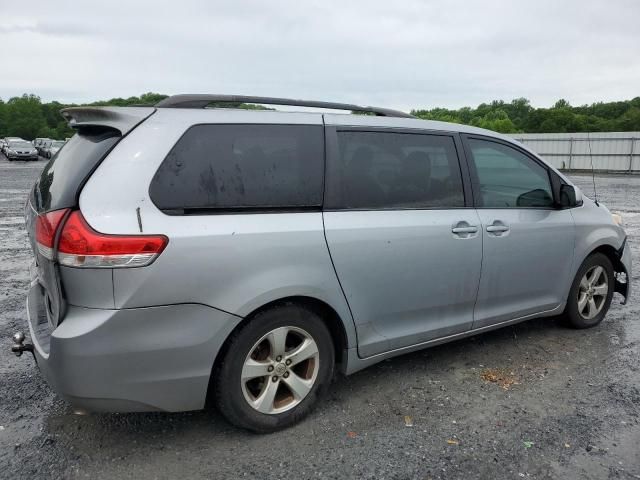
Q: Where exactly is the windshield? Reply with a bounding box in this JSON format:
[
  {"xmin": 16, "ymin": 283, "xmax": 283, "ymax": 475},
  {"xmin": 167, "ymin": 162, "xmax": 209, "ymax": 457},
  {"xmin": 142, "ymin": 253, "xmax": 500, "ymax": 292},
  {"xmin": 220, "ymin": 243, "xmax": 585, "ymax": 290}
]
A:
[
  {"xmin": 52, "ymin": 141, "xmax": 65, "ymax": 147},
  {"xmin": 10, "ymin": 142, "xmax": 33, "ymax": 149}
]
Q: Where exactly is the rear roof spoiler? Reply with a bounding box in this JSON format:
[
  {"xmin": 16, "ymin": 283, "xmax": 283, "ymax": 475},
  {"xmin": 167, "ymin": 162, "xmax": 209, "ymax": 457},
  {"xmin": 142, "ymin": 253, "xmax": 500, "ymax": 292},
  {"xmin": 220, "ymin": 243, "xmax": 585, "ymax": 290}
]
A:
[{"xmin": 60, "ymin": 107, "xmax": 156, "ymax": 135}]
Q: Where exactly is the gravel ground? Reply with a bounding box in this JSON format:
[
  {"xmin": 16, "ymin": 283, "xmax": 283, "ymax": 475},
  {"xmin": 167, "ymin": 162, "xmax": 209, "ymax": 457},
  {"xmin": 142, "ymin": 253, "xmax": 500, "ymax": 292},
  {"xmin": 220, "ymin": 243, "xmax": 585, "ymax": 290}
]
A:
[{"xmin": 0, "ymin": 158, "xmax": 638, "ymax": 480}]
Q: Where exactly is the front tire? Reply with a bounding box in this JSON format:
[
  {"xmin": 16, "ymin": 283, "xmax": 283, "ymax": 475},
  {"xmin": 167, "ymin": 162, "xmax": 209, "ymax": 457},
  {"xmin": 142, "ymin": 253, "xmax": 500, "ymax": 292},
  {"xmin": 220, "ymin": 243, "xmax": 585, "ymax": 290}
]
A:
[
  {"xmin": 214, "ymin": 303, "xmax": 335, "ymax": 433},
  {"xmin": 564, "ymin": 253, "xmax": 614, "ymax": 329}
]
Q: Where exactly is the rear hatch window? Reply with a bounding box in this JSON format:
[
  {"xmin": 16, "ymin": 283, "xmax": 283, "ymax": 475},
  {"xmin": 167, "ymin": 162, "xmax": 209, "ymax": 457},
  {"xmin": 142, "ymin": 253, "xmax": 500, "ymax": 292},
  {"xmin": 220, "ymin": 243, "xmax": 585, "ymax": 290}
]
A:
[{"xmin": 31, "ymin": 128, "xmax": 120, "ymax": 213}]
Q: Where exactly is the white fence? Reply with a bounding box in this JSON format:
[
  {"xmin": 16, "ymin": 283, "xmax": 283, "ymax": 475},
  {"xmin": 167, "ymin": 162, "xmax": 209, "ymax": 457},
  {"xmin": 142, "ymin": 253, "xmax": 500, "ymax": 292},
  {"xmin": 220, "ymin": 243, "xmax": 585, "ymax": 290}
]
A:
[{"xmin": 509, "ymin": 132, "xmax": 640, "ymax": 173}]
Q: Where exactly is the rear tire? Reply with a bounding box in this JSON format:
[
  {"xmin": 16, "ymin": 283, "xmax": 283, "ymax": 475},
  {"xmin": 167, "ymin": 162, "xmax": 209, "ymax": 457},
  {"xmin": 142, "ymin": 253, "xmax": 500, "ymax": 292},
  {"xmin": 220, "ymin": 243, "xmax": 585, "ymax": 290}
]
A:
[
  {"xmin": 214, "ymin": 303, "xmax": 335, "ymax": 433},
  {"xmin": 564, "ymin": 253, "xmax": 614, "ymax": 329}
]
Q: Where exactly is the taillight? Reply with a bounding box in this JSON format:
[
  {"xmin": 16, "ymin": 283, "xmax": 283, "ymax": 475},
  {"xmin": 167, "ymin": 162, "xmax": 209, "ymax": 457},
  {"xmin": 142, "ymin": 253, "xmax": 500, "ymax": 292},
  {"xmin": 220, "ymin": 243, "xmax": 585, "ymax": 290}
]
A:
[
  {"xmin": 35, "ymin": 208, "xmax": 69, "ymax": 259},
  {"xmin": 56, "ymin": 211, "xmax": 168, "ymax": 268},
  {"xmin": 35, "ymin": 209, "xmax": 168, "ymax": 268}
]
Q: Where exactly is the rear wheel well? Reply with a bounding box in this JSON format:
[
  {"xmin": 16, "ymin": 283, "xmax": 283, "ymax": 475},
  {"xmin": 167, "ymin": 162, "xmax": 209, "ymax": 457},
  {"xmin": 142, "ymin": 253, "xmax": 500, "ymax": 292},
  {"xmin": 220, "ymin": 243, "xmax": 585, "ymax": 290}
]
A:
[{"xmin": 206, "ymin": 296, "xmax": 348, "ymax": 407}]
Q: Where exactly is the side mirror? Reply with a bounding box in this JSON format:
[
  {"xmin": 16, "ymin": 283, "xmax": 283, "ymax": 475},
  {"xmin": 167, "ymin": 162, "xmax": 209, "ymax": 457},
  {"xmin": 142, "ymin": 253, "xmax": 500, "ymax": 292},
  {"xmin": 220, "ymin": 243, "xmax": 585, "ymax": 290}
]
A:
[
  {"xmin": 517, "ymin": 188, "xmax": 554, "ymax": 207},
  {"xmin": 559, "ymin": 184, "xmax": 581, "ymax": 208}
]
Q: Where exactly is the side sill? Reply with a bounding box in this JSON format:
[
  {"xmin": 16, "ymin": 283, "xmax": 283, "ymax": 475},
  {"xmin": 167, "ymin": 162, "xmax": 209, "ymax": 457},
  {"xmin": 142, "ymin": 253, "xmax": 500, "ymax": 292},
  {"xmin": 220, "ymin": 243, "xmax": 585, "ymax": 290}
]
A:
[{"xmin": 343, "ymin": 304, "xmax": 564, "ymax": 375}]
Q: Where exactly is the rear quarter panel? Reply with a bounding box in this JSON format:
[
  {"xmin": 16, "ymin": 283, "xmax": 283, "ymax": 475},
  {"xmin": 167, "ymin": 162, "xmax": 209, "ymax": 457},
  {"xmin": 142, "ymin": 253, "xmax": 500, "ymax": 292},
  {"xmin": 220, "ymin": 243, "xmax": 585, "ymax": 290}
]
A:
[{"xmin": 78, "ymin": 109, "xmax": 357, "ymax": 349}]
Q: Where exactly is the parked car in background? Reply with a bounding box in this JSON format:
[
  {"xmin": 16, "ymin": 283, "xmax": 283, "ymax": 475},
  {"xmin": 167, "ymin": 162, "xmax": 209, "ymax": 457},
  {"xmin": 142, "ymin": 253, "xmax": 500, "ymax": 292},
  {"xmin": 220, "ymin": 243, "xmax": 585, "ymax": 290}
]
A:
[
  {"xmin": 42, "ymin": 140, "xmax": 65, "ymax": 159},
  {"xmin": 33, "ymin": 138, "xmax": 49, "ymax": 153},
  {"xmin": 0, "ymin": 139, "xmax": 7, "ymax": 155},
  {"xmin": 17, "ymin": 95, "xmax": 631, "ymax": 433},
  {"xmin": 5, "ymin": 139, "xmax": 38, "ymax": 161},
  {"xmin": 3, "ymin": 137, "xmax": 24, "ymax": 156},
  {"xmin": 38, "ymin": 140, "xmax": 51, "ymax": 157},
  {"xmin": 36, "ymin": 139, "xmax": 53, "ymax": 157}
]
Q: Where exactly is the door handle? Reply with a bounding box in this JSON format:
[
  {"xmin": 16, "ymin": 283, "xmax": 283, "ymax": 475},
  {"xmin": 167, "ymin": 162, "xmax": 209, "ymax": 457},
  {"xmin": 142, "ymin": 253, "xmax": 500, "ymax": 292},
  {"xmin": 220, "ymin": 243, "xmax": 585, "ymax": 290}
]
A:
[
  {"xmin": 452, "ymin": 226, "xmax": 478, "ymax": 234},
  {"xmin": 451, "ymin": 221, "xmax": 479, "ymax": 238},
  {"xmin": 486, "ymin": 221, "xmax": 510, "ymax": 236}
]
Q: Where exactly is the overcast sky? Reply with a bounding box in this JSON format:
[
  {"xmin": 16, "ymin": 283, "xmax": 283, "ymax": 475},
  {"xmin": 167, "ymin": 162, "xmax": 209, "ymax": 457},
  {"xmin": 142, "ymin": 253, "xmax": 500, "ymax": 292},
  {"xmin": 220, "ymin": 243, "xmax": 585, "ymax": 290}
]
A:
[{"xmin": 1, "ymin": 0, "xmax": 639, "ymax": 111}]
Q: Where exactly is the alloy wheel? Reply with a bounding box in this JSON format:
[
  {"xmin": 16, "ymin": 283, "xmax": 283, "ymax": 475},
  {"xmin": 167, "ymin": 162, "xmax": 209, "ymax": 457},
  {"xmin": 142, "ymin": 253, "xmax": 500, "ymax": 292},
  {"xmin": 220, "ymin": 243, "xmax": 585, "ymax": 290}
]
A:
[
  {"xmin": 241, "ymin": 326, "xmax": 320, "ymax": 414},
  {"xmin": 577, "ymin": 265, "xmax": 609, "ymax": 320}
]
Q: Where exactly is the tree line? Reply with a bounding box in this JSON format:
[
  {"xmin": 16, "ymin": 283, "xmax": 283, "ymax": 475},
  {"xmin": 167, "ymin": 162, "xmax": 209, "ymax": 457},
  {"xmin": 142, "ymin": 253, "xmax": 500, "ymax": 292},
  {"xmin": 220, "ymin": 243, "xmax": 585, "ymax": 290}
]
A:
[
  {"xmin": 411, "ymin": 97, "xmax": 640, "ymax": 133},
  {"xmin": 1, "ymin": 92, "xmax": 639, "ymax": 140}
]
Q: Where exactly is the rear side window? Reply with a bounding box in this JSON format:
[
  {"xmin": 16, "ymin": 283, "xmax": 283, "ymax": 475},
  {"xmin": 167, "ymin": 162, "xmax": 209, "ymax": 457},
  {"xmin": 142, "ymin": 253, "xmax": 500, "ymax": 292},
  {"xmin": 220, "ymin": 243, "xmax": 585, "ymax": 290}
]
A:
[
  {"xmin": 326, "ymin": 131, "xmax": 465, "ymax": 209},
  {"xmin": 466, "ymin": 139, "xmax": 554, "ymax": 208},
  {"xmin": 32, "ymin": 130, "xmax": 120, "ymax": 213},
  {"xmin": 150, "ymin": 124, "xmax": 324, "ymax": 212}
]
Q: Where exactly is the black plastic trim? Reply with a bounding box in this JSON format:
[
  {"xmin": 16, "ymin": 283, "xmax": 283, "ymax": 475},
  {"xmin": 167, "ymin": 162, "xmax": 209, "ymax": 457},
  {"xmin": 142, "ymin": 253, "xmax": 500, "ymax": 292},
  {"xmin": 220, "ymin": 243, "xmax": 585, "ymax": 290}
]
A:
[
  {"xmin": 161, "ymin": 206, "xmax": 323, "ymax": 216},
  {"xmin": 617, "ymin": 236, "xmax": 627, "ymax": 258}
]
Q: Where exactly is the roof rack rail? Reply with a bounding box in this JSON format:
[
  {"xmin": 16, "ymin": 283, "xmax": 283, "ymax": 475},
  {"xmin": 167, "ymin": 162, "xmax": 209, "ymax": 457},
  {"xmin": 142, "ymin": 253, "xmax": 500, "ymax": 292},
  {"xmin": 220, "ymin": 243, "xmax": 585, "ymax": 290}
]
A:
[{"xmin": 155, "ymin": 94, "xmax": 415, "ymax": 118}]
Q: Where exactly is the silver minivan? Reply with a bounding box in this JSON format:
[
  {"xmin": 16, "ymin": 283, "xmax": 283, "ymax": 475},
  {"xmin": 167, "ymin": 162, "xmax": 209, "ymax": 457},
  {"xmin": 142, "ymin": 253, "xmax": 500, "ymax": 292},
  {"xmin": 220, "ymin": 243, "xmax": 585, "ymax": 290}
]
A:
[{"xmin": 15, "ymin": 95, "xmax": 631, "ymax": 432}]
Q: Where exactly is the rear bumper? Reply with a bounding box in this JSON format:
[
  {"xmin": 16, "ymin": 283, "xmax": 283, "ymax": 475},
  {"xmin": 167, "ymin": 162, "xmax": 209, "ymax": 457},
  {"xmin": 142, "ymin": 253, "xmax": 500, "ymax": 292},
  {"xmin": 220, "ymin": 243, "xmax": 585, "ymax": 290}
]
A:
[{"xmin": 27, "ymin": 284, "xmax": 242, "ymax": 412}]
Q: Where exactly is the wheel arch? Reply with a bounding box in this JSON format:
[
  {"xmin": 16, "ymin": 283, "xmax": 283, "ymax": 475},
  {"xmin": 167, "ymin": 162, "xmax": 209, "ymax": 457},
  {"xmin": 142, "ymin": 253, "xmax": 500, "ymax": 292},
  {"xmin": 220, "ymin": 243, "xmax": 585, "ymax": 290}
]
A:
[
  {"xmin": 575, "ymin": 242, "xmax": 628, "ymax": 303},
  {"xmin": 205, "ymin": 295, "xmax": 351, "ymax": 407},
  {"xmin": 589, "ymin": 243, "xmax": 619, "ymax": 266},
  {"xmin": 587, "ymin": 243, "xmax": 629, "ymax": 300}
]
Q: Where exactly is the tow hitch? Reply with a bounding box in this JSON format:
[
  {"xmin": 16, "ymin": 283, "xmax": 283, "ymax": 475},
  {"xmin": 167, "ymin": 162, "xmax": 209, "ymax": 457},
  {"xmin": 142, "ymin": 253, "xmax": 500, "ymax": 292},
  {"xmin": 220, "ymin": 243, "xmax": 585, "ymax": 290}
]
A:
[{"xmin": 11, "ymin": 332, "xmax": 35, "ymax": 361}]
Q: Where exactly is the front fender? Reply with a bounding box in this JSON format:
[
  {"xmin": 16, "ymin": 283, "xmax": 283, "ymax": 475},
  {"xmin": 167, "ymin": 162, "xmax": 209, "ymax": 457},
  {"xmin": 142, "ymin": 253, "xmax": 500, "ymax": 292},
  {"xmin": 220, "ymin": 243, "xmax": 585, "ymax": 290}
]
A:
[{"xmin": 570, "ymin": 200, "xmax": 629, "ymax": 303}]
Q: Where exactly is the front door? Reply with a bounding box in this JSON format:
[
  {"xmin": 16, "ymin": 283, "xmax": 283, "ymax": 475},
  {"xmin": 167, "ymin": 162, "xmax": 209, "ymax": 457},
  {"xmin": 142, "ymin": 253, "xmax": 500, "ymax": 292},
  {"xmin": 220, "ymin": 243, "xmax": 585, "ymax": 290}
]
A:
[
  {"xmin": 463, "ymin": 136, "xmax": 575, "ymax": 328},
  {"xmin": 323, "ymin": 128, "xmax": 482, "ymax": 357}
]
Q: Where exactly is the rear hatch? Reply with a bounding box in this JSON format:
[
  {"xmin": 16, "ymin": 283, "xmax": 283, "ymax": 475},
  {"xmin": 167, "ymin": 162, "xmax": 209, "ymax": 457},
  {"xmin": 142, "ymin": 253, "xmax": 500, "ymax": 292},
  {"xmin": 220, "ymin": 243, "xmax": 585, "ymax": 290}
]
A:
[{"xmin": 25, "ymin": 107, "xmax": 155, "ymax": 327}]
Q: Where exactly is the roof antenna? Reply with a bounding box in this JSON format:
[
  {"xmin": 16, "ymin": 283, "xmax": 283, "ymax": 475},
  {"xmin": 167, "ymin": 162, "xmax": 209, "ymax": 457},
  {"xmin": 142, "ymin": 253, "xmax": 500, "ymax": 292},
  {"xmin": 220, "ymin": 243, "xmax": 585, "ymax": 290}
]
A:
[{"xmin": 587, "ymin": 131, "xmax": 599, "ymax": 206}]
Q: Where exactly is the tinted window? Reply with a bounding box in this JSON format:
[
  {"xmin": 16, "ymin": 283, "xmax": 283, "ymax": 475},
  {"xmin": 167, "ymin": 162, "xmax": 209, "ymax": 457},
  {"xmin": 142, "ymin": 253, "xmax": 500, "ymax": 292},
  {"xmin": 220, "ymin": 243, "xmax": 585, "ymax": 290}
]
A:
[
  {"xmin": 326, "ymin": 131, "xmax": 464, "ymax": 209},
  {"xmin": 467, "ymin": 139, "xmax": 554, "ymax": 208},
  {"xmin": 32, "ymin": 129, "xmax": 120, "ymax": 213},
  {"xmin": 150, "ymin": 124, "xmax": 324, "ymax": 212}
]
